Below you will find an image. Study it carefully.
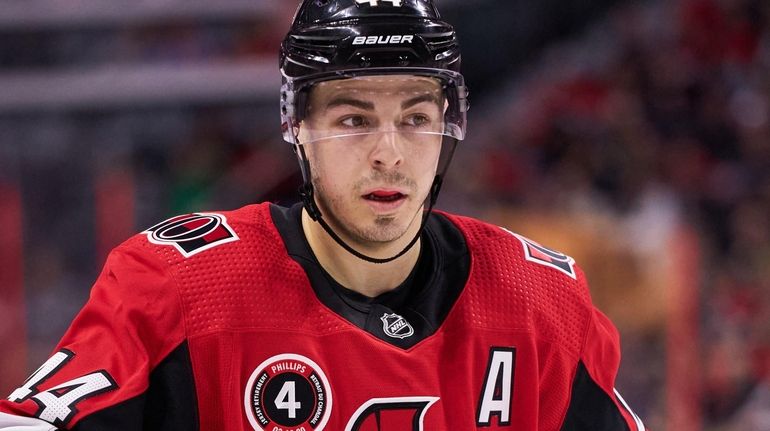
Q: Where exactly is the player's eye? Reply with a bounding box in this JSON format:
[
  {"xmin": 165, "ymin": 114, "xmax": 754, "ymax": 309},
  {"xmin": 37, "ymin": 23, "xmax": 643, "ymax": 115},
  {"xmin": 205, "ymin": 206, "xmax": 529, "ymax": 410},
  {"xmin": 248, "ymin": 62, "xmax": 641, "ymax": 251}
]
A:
[
  {"xmin": 340, "ymin": 115, "xmax": 370, "ymax": 128},
  {"xmin": 403, "ymin": 114, "xmax": 432, "ymax": 128}
]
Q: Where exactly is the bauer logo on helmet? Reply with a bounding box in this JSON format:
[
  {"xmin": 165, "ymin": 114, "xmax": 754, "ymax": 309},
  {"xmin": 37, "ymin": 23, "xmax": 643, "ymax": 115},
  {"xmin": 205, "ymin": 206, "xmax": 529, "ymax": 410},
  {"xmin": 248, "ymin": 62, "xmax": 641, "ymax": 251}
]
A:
[
  {"xmin": 355, "ymin": 0, "xmax": 403, "ymax": 7},
  {"xmin": 352, "ymin": 35, "xmax": 414, "ymax": 45}
]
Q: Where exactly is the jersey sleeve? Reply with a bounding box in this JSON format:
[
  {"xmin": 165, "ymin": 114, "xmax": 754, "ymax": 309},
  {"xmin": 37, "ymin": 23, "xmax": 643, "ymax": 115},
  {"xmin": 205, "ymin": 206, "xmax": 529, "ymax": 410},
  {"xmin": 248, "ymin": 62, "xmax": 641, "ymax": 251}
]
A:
[
  {"xmin": 0, "ymin": 244, "xmax": 188, "ymax": 430},
  {"xmin": 560, "ymin": 305, "xmax": 647, "ymax": 431}
]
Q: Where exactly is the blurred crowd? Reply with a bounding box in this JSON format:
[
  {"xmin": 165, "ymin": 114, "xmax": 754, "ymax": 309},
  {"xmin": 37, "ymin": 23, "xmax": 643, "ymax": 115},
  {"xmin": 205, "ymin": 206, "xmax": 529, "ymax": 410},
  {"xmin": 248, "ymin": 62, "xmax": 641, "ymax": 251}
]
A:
[
  {"xmin": 459, "ymin": 0, "xmax": 770, "ymax": 429},
  {"xmin": 1, "ymin": 0, "xmax": 769, "ymax": 429},
  {"xmin": 0, "ymin": 16, "xmax": 281, "ymax": 70}
]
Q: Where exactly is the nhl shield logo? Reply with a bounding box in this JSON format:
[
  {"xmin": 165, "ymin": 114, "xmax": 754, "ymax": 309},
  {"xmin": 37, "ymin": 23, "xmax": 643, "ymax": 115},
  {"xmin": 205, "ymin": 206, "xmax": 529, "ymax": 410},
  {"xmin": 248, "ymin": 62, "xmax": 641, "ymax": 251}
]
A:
[{"xmin": 380, "ymin": 313, "xmax": 414, "ymax": 339}]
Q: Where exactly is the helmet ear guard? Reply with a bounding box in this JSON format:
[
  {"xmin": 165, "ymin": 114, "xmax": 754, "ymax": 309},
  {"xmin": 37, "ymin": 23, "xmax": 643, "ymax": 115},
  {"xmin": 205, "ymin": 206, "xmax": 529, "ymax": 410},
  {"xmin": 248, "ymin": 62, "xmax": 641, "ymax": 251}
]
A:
[{"xmin": 280, "ymin": 87, "xmax": 307, "ymax": 145}]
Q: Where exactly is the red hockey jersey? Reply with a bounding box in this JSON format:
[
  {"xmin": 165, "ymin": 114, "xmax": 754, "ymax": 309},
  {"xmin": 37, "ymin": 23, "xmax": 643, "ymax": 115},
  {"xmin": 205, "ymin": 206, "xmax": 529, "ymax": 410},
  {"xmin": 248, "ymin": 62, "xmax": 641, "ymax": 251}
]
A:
[{"xmin": 0, "ymin": 203, "xmax": 645, "ymax": 430}]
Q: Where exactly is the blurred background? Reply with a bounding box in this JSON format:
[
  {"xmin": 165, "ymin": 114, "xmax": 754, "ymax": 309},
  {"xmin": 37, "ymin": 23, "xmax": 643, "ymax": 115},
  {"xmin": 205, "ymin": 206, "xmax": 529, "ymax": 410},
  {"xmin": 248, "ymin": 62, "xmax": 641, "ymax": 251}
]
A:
[{"xmin": 0, "ymin": 0, "xmax": 768, "ymax": 429}]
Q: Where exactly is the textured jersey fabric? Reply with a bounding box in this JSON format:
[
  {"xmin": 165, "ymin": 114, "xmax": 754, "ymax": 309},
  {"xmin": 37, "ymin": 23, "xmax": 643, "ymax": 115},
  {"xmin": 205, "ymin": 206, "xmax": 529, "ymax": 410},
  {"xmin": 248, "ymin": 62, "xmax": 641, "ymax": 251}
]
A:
[{"xmin": 0, "ymin": 203, "xmax": 645, "ymax": 430}]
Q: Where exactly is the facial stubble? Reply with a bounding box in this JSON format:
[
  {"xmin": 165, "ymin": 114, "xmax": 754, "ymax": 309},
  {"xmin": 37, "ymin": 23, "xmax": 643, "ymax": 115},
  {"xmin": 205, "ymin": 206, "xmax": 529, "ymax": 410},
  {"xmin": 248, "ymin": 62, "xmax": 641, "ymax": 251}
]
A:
[{"xmin": 311, "ymin": 169, "xmax": 423, "ymax": 246}]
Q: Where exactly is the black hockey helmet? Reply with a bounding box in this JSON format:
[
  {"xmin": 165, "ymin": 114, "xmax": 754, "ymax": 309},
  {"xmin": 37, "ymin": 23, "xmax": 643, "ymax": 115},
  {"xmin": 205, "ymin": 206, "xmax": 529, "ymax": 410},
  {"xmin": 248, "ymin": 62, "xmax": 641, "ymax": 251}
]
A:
[
  {"xmin": 280, "ymin": 0, "xmax": 468, "ymax": 144},
  {"xmin": 279, "ymin": 0, "xmax": 468, "ymax": 264}
]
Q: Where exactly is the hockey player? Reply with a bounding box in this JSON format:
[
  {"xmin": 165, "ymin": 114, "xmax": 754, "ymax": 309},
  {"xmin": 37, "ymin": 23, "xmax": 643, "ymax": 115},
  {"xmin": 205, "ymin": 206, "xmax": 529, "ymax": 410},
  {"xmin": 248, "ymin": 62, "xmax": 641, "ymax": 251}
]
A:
[{"xmin": 0, "ymin": 1, "xmax": 647, "ymax": 430}]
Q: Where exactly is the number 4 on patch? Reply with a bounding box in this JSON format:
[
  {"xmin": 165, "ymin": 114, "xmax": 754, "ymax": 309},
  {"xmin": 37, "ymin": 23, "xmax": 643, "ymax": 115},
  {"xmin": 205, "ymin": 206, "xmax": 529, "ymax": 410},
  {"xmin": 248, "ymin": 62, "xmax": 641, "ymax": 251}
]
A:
[
  {"xmin": 274, "ymin": 381, "xmax": 302, "ymax": 419},
  {"xmin": 7, "ymin": 349, "xmax": 118, "ymax": 427}
]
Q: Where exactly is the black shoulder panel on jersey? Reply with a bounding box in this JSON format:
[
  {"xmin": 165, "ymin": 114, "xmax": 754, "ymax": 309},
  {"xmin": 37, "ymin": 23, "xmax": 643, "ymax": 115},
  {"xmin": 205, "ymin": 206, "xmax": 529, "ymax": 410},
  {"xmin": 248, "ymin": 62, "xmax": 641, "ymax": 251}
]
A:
[
  {"xmin": 559, "ymin": 361, "xmax": 631, "ymax": 431},
  {"xmin": 142, "ymin": 341, "xmax": 199, "ymax": 430},
  {"xmin": 72, "ymin": 341, "xmax": 198, "ymax": 431}
]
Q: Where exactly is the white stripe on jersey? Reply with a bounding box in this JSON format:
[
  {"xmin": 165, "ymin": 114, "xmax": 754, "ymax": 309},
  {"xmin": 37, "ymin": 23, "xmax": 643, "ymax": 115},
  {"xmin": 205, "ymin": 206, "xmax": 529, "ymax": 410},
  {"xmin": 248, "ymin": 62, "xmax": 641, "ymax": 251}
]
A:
[{"xmin": 614, "ymin": 388, "xmax": 645, "ymax": 431}]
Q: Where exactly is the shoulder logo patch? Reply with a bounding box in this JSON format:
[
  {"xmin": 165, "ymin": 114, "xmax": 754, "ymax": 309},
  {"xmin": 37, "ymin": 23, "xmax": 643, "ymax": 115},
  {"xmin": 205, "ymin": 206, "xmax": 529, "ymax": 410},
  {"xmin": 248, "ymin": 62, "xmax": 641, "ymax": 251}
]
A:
[
  {"xmin": 244, "ymin": 353, "xmax": 332, "ymax": 431},
  {"xmin": 144, "ymin": 213, "xmax": 239, "ymax": 257},
  {"xmin": 501, "ymin": 228, "xmax": 577, "ymax": 280}
]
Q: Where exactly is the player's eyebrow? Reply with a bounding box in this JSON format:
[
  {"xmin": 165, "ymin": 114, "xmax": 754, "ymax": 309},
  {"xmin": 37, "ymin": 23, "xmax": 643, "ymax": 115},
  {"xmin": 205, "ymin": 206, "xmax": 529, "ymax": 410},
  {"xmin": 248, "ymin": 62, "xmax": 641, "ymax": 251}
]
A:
[
  {"xmin": 401, "ymin": 93, "xmax": 441, "ymax": 109},
  {"xmin": 325, "ymin": 97, "xmax": 375, "ymax": 111}
]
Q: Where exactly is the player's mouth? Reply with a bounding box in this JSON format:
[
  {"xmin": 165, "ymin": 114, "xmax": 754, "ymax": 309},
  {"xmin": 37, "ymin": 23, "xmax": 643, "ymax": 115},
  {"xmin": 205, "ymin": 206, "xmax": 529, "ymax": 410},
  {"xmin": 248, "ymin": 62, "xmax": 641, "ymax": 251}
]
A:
[{"xmin": 362, "ymin": 189, "xmax": 408, "ymax": 212}]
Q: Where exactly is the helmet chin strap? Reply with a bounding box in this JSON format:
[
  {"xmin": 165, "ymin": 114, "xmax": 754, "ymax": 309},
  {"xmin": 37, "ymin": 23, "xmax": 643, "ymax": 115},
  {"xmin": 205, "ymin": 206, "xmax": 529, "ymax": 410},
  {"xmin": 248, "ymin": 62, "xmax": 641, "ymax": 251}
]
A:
[{"xmin": 296, "ymin": 140, "xmax": 457, "ymax": 265}]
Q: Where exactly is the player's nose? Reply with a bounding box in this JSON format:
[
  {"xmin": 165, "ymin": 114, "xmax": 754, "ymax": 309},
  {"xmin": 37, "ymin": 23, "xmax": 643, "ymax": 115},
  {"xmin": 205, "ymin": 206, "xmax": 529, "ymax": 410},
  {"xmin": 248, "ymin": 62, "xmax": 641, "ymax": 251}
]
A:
[{"xmin": 369, "ymin": 131, "xmax": 404, "ymax": 170}]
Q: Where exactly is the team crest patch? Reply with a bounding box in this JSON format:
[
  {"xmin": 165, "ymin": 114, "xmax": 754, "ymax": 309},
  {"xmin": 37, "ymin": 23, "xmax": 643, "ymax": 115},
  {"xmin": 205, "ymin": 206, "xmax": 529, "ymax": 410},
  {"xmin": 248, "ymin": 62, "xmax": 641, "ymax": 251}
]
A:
[
  {"xmin": 144, "ymin": 213, "xmax": 239, "ymax": 257},
  {"xmin": 502, "ymin": 228, "xmax": 577, "ymax": 280},
  {"xmin": 244, "ymin": 354, "xmax": 332, "ymax": 431},
  {"xmin": 345, "ymin": 397, "xmax": 439, "ymax": 431},
  {"xmin": 381, "ymin": 313, "xmax": 414, "ymax": 339}
]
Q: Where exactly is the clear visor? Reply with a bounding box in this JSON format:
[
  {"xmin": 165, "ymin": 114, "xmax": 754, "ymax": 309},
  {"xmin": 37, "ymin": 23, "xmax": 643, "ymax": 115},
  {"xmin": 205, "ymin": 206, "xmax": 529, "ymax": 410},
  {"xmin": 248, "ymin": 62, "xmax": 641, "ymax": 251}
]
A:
[{"xmin": 281, "ymin": 71, "xmax": 467, "ymax": 145}]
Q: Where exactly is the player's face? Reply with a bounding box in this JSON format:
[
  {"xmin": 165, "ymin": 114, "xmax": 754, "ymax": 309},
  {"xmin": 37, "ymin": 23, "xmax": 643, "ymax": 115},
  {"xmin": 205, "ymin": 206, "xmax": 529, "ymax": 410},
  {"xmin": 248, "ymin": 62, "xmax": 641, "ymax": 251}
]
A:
[{"xmin": 299, "ymin": 75, "xmax": 445, "ymax": 245}]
